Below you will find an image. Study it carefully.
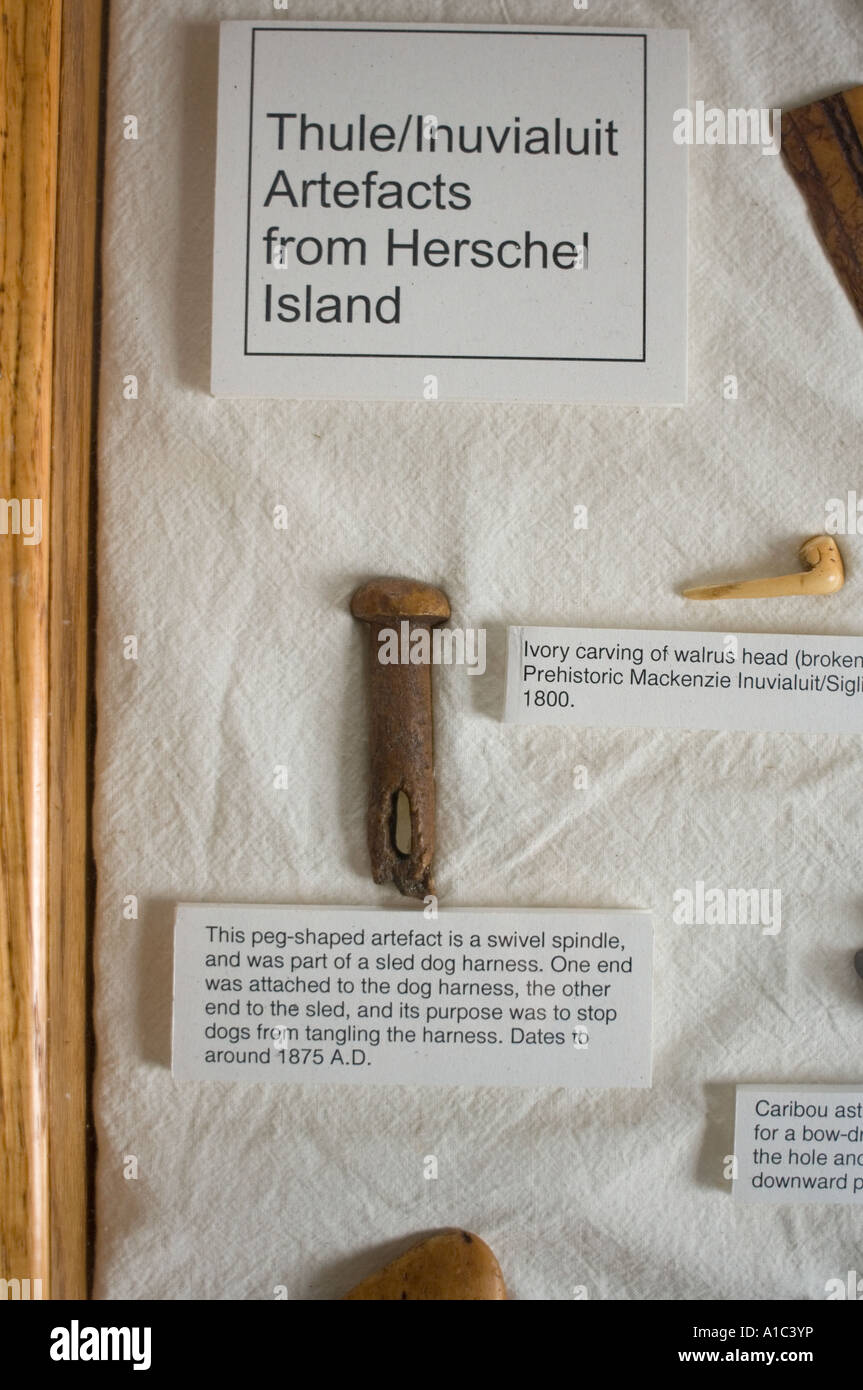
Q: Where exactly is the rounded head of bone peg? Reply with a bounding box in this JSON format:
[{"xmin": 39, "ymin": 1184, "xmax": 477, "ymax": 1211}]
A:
[
  {"xmin": 798, "ymin": 535, "xmax": 844, "ymax": 592},
  {"xmin": 351, "ymin": 577, "xmax": 451, "ymax": 625}
]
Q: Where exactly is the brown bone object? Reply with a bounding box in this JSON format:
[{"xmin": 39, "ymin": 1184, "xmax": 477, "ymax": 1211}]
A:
[
  {"xmin": 343, "ymin": 1230, "xmax": 507, "ymax": 1300},
  {"xmin": 782, "ymin": 85, "xmax": 863, "ymax": 321},
  {"xmin": 351, "ymin": 578, "xmax": 450, "ymax": 899}
]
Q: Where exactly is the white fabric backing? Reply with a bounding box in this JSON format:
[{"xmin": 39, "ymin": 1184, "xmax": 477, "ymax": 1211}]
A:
[{"xmin": 95, "ymin": 0, "xmax": 863, "ymax": 1299}]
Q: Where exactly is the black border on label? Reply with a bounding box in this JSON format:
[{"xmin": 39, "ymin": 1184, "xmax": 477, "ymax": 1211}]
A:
[{"xmin": 241, "ymin": 28, "xmax": 649, "ymax": 363}]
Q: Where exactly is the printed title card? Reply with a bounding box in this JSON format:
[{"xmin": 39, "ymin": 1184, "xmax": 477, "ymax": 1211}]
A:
[{"xmin": 211, "ymin": 22, "xmax": 688, "ymax": 402}]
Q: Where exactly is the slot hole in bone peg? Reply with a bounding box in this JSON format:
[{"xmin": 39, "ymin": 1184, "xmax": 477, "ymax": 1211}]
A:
[{"xmin": 393, "ymin": 790, "xmax": 413, "ymax": 857}]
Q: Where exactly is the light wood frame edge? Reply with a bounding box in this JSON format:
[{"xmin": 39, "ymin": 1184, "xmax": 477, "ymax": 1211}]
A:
[{"xmin": 1, "ymin": 0, "xmax": 106, "ymax": 1300}]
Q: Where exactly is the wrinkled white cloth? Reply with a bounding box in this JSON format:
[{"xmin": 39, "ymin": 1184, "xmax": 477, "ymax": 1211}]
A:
[{"xmin": 95, "ymin": 0, "xmax": 863, "ymax": 1300}]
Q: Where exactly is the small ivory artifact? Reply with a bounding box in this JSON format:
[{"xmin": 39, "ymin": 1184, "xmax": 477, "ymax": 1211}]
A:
[
  {"xmin": 683, "ymin": 535, "xmax": 844, "ymax": 600},
  {"xmin": 343, "ymin": 1230, "xmax": 507, "ymax": 1301}
]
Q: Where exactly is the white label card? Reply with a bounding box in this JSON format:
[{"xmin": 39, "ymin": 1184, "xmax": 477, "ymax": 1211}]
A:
[
  {"xmin": 734, "ymin": 1086, "xmax": 863, "ymax": 1205},
  {"xmin": 211, "ymin": 21, "xmax": 688, "ymax": 402},
  {"xmin": 172, "ymin": 905, "xmax": 653, "ymax": 1088},
  {"xmin": 505, "ymin": 625, "xmax": 863, "ymax": 735}
]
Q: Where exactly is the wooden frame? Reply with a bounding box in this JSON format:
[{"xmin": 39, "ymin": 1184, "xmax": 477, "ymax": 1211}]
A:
[{"xmin": 0, "ymin": 0, "xmax": 106, "ymax": 1300}]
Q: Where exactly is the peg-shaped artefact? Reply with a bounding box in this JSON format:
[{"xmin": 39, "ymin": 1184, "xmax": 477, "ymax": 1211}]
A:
[{"xmin": 351, "ymin": 578, "xmax": 450, "ymax": 899}]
